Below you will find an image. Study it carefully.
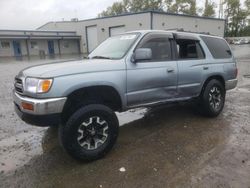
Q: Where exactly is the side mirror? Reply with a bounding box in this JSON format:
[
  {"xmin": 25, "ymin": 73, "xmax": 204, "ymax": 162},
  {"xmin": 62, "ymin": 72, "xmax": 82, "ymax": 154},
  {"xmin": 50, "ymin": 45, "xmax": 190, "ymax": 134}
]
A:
[{"xmin": 132, "ymin": 48, "xmax": 152, "ymax": 63}]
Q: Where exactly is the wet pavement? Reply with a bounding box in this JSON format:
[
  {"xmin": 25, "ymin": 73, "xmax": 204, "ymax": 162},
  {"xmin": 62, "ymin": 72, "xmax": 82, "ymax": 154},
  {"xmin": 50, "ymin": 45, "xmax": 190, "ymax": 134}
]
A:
[{"xmin": 0, "ymin": 46, "xmax": 250, "ymax": 187}]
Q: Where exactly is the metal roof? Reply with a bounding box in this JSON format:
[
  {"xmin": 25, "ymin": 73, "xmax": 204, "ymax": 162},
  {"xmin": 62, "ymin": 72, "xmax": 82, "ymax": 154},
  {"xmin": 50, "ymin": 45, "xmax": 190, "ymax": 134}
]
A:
[
  {"xmin": 0, "ymin": 30, "xmax": 81, "ymax": 39},
  {"xmin": 37, "ymin": 10, "xmax": 225, "ymax": 30}
]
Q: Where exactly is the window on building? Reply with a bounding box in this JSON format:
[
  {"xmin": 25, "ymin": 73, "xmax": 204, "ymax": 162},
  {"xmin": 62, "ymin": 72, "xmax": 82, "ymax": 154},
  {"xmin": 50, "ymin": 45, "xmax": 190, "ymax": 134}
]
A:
[
  {"xmin": 176, "ymin": 39, "xmax": 205, "ymax": 59},
  {"xmin": 1, "ymin": 41, "xmax": 10, "ymax": 48},
  {"xmin": 63, "ymin": 41, "xmax": 69, "ymax": 48},
  {"xmin": 30, "ymin": 41, "xmax": 38, "ymax": 49},
  {"xmin": 136, "ymin": 34, "xmax": 172, "ymax": 62},
  {"xmin": 201, "ymin": 36, "xmax": 232, "ymax": 59}
]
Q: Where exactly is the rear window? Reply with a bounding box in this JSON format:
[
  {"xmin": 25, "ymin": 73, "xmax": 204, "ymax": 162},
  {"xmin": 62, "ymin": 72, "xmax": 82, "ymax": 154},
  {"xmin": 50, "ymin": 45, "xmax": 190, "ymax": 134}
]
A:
[{"xmin": 201, "ymin": 36, "xmax": 232, "ymax": 59}]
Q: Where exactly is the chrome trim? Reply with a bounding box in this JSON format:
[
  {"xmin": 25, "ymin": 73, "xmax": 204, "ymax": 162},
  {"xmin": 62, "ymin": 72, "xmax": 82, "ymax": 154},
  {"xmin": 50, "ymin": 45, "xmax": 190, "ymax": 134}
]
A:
[
  {"xmin": 14, "ymin": 77, "xmax": 24, "ymax": 95},
  {"xmin": 225, "ymin": 79, "xmax": 238, "ymax": 90},
  {"xmin": 13, "ymin": 91, "xmax": 67, "ymax": 115}
]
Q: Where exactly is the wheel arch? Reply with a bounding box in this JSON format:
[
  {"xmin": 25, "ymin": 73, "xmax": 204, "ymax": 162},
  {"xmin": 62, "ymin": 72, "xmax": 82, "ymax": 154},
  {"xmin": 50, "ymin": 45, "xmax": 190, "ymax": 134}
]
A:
[
  {"xmin": 200, "ymin": 74, "xmax": 225, "ymax": 95},
  {"xmin": 61, "ymin": 85, "xmax": 123, "ymax": 123}
]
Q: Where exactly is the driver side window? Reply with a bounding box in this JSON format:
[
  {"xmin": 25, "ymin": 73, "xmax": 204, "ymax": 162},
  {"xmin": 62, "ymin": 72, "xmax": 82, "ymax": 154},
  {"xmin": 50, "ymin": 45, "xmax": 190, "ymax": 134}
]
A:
[{"xmin": 136, "ymin": 34, "xmax": 172, "ymax": 62}]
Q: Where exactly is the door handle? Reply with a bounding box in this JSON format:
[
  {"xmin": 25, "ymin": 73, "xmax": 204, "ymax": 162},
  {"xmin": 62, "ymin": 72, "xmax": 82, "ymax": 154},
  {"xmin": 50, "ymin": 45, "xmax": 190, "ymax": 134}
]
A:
[
  {"xmin": 203, "ymin": 66, "xmax": 209, "ymax": 70},
  {"xmin": 167, "ymin": 69, "xmax": 174, "ymax": 73}
]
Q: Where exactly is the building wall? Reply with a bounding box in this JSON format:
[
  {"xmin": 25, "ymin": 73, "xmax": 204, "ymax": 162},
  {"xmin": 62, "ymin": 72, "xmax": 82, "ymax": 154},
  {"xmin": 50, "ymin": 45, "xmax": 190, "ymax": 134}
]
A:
[
  {"xmin": 0, "ymin": 40, "xmax": 13, "ymax": 56},
  {"xmin": 0, "ymin": 39, "xmax": 79, "ymax": 57},
  {"xmin": 152, "ymin": 13, "xmax": 225, "ymax": 37},
  {"xmin": 59, "ymin": 39, "xmax": 80, "ymax": 54},
  {"xmin": 38, "ymin": 12, "xmax": 151, "ymax": 54},
  {"xmin": 38, "ymin": 12, "xmax": 225, "ymax": 54},
  {"xmin": 28, "ymin": 39, "xmax": 53, "ymax": 56},
  {"xmin": 0, "ymin": 39, "xmax": 28, "ymax": 57}
]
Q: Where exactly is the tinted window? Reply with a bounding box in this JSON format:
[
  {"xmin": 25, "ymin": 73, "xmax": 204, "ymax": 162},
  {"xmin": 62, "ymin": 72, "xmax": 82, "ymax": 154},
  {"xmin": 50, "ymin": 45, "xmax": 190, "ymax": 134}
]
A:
[
  {"xmin": 137, "ymin": 34, "xmax": 172, "ymax": 62},
  {"xmin": 176, "ymin": 39, "xmax": 205, "ymax": 59},
  {"xmin": 201, "ymin": 36, "xmax": 232, "ymax": 59}
]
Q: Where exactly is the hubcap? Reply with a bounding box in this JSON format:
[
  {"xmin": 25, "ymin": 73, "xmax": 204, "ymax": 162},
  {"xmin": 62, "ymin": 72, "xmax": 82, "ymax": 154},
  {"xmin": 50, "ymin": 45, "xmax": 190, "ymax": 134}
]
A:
[
  {"xmin": 77, "ymin": 116, "xmax": 109, "ymax": 150},
  {"xmin": 209, "ymin": 86, "xmax": 222, "ymax": 111}
]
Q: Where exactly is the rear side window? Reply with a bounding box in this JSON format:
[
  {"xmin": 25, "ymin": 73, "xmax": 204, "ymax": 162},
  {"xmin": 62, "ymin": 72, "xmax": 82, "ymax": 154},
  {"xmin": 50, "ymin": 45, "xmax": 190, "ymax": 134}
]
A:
[
  {"xmin": 201, "ymin": 36, "xmax": 232, "ymax": 59},
  {"xmin": 176, "ymin": 39, "xmax": 205, "ymax": 60},
  {"xmin": 136, "ymin": 34, "xmax": 172, "ymax": 62}
]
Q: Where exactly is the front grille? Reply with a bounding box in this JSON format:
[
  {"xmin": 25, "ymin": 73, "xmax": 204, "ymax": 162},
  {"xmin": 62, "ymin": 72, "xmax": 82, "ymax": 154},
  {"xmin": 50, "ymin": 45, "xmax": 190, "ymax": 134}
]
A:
[{"xmin": 14, "ymin": 77, "xmax": 24, "ymax": 94}]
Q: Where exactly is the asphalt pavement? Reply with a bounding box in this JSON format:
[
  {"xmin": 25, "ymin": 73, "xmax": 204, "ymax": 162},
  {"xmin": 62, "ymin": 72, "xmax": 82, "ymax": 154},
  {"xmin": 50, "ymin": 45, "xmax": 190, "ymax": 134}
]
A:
[{"xmin": 0, "ymin": 46, "xmax": 250, "ymax": 188}]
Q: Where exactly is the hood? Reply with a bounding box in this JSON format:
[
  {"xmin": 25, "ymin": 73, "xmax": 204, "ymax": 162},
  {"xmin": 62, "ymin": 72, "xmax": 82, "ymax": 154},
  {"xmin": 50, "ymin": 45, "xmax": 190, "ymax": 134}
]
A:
[{"xmin": 21, "ymin": 59, "xmax": 125, "ymax": 78}]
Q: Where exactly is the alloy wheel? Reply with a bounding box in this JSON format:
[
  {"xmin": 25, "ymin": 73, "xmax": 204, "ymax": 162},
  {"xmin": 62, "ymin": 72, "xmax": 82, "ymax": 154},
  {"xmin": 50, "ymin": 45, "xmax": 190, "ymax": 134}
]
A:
[{"xmin": 77, "ymin": 116, "xmax": 109, "ymax": 150}]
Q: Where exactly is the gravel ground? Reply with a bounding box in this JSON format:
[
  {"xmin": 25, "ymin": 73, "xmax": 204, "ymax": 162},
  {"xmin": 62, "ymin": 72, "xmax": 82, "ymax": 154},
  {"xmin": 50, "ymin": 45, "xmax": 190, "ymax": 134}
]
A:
[{"xmin": 0, "ymin": 46, "xmax": 250, "ymax": 188}]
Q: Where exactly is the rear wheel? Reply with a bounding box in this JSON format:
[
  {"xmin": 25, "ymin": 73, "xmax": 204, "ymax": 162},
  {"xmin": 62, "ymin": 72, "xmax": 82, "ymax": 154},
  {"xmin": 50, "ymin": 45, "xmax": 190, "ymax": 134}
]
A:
[
  {"xmin": 199, "ymin": 79, "xmax": 225, "ymax": 117},
  {"xmin": 59, "ymin": 104, "xmax": 119, "ymax": 161}
]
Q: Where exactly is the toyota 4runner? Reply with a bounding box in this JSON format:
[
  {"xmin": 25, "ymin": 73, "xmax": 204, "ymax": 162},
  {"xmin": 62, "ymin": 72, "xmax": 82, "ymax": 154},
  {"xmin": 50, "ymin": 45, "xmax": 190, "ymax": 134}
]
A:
[{"xmin": 13, "ymin": 30, "xmax": 238, "ymax": 161}]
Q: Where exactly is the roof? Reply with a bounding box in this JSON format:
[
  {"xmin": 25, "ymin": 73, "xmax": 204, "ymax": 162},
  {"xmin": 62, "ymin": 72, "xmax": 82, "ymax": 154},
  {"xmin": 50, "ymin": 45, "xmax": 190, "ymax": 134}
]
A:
[
  {"xmin": 37, "ymin": 10, "xmax": 225, "ymax": 30},
  {"xmin": 124, "ymin": 29, "xmax": 223, "ymax": 39},
  {"xmin": 0, "ymin": 29, "xmax": 81, "ymax": 39}
]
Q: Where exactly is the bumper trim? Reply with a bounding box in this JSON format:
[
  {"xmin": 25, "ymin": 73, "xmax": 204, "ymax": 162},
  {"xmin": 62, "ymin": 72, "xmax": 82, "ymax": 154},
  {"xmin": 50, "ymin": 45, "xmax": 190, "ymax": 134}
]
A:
[
  {"xmin": 13, "ymin": 91, "xmax": 67, "ymax": 115},
  {"xmin": 225, "ymin": 79, "xmax": 238, "ymax": 90},
  {"xmin": 15, "ymin": 104, "xmax": 61, "ymax": 126}
]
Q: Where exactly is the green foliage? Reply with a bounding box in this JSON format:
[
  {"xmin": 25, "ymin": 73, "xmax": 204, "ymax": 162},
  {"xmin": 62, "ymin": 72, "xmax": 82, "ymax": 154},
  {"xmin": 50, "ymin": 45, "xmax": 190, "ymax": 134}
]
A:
[
  {"xmin": 98, "ymin": 1, "xmax": 128, "ymax": 17},
  {"xmin": 224, "ymin": 0, "xmax": 248, "ymax": 37},
  {"xmin": 129, "ymin": 0, "xmax": 163, "ymax": 12},
  {"xmin": 164, "ymin": 0, "xmax": 197, "ymax": 15},
  {"xmin": 202, "ymin": 0, "xmax": 216, "ymax": 17},
  {"xmin": 99, "ymin": 0, "xmax": 163, "ymax": 17},
  {"xmin": 245, "ymin": 0, "xmax": 250, "ymax": 14}
]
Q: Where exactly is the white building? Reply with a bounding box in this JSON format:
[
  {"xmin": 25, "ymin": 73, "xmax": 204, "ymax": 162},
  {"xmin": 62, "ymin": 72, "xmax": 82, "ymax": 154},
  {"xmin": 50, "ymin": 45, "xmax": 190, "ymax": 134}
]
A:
[
  {"xmin": 0, "ymin": 30, "xmax": 81, "ymax": 57},
  {"xmin": 38, "ymin": 11, "xmax": 225, "ymax": 54},
  {"xmin": 0, "ymin": 11, "xmax": 225, "ymax": 57}
]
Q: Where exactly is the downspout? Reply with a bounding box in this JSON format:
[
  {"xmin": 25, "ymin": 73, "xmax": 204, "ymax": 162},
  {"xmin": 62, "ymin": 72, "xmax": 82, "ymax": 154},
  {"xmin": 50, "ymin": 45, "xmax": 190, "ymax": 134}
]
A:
[{"xmin": 150, "ymin": 11, "xmax": 153, "ymax": 30}]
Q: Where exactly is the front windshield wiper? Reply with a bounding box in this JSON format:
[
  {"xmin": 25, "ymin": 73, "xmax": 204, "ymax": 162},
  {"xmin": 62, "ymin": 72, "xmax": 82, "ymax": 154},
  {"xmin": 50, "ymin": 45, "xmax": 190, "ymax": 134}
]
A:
[{"xmin": 91, "ymin": 56, "xmax": 112, "ymax": 59}]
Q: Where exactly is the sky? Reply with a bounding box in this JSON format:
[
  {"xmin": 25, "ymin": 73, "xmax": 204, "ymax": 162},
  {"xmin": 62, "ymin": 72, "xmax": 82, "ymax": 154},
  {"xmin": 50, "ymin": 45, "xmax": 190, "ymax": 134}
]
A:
[
  {"xmin": 0, "ymin": 0, "xmax": 119, "ymax": 30},
  {"xmin": 0, "ymin": 0, "xmax": 245, "ymax": 30}
]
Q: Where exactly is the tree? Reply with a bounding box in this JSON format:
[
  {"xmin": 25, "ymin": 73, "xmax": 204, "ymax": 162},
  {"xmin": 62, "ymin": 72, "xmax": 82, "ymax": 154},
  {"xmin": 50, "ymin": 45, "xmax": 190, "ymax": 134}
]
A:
[
  {"xmin": 99, "ymin": 0, "xmax": 201, "ymax": 17},
  {"xmin": 224, "ymin": 0, "xmax": 248, "ymax": 37},
  {"xmin": 129, "ymin": 0, "xmax": 163, "ymax": 12},
  {"xmin": 98, "ymin": 1, "xmax": 128, "ymax": 17},
  {"xmin": 202, "ymin": 0, "xmax": 216, "ymax": 17},
  {"xmin": 245, "ymin": 0, "xmax": 250, "ymax": 11},
  {"xmin": 165, "ymin": 0, "xmax": 197, "ymax": 15},
  {"xmin": 99, "ymin": 0, "xmax": 163, "ymax": 17}
]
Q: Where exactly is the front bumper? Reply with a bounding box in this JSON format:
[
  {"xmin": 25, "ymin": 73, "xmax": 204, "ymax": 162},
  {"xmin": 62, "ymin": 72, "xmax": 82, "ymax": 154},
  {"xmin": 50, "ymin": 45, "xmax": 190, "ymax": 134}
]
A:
[
  {"xmin": 13, "ymin": 91, "xmax": 67, "ymax": 126},
  {"xmin": 225, "ymin": 79, "xmax": 238, "ymax": 90},
  {"xmin": 13, "ymin": 91, "xmax": 67, "ymax": 115}
]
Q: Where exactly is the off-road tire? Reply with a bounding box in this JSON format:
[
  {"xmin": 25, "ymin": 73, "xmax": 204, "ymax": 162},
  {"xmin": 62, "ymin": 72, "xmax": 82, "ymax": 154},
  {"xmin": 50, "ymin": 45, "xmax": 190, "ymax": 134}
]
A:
[
  {"xmin": 59, "ymin": 104, "xmax": 119, "ymax": 161},
  {"xmin": 199, "ymin": 79, "xmax": 225, "ymax": 117}
]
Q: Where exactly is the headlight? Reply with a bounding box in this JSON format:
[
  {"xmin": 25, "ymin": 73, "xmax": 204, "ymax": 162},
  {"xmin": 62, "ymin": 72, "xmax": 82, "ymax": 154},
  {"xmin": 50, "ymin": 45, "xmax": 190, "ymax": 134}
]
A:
[{"xmin": 25, "ymin": 77, "xmax": 53, "ymax": 93}]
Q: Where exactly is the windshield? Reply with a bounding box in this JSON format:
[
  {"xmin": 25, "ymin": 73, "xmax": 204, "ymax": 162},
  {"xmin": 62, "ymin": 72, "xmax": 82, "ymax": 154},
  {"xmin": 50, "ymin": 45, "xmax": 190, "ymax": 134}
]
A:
[{"xmin": 88, "ymin": 33, "xmax": 139, "ymax": 59}]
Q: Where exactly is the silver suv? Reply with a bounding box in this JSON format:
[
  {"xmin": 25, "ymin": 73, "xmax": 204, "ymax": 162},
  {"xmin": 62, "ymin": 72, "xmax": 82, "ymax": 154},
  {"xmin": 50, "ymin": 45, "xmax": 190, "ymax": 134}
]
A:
[{"xmin": 13, "ymin": 30, "xmax": 238, "ymax": 161}]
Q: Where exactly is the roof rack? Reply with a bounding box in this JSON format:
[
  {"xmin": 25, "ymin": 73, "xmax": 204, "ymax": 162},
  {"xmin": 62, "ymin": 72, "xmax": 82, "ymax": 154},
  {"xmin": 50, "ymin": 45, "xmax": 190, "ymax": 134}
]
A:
[{"xmin": 165, "ymin": 28, "xmax": 211, "ymax": 35}]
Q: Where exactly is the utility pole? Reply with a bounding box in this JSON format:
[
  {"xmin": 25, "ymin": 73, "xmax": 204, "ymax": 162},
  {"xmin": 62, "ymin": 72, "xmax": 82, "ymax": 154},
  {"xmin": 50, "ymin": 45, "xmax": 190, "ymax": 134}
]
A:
[{"xmin": 218, "ymin": 0, "xmax": 223, "ymax": 18}]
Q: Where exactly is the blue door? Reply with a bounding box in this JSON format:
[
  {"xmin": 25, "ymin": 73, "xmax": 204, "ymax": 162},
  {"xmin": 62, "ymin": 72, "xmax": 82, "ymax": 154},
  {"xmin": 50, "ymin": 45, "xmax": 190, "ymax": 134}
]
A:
[
  {"xmin": 48, "ymin": 40, "xmax": 55, "ymax": 55},
  {"xmin": 13, "ymin": 41, "xmax": 22, "ymax": 56}
]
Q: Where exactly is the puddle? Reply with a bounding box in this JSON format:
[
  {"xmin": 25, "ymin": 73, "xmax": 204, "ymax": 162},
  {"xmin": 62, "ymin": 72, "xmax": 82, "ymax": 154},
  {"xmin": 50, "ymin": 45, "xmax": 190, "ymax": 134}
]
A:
[{"xmin": 0, "ymin": 108, "xmax": 148, "ymax": 174}]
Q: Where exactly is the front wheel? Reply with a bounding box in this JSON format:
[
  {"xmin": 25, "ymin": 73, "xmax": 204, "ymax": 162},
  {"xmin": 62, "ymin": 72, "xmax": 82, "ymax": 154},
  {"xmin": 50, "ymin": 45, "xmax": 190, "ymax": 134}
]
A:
[
  {"xmin": 59, "ymin": 104, "xmax": 119, "ymax": 161},
  {"xmin": 199, "ymin": 79, "xmax": 225, "ymax": 117}
]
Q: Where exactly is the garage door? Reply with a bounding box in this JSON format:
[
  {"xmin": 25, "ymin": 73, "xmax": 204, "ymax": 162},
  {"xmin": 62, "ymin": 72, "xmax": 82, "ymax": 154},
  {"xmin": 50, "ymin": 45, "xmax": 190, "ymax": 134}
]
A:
[
  {"xmin": 109, "ymin": 26, "xmax": 125, "ymax": 37},
  {"xmin": 86, "ymin": 25, "xmax": 98, "ymax": 53}
]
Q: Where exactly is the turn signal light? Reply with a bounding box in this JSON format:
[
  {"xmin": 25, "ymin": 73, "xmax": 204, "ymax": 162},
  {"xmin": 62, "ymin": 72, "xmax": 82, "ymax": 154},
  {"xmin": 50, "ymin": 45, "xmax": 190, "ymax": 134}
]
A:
[
  {"xmin": 41, "ymin": 80, "xmax": 52, "ymax": 93},
  {"xmin": 21, "ymin": 102, "xmax": 34, "ymax": 111}
]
